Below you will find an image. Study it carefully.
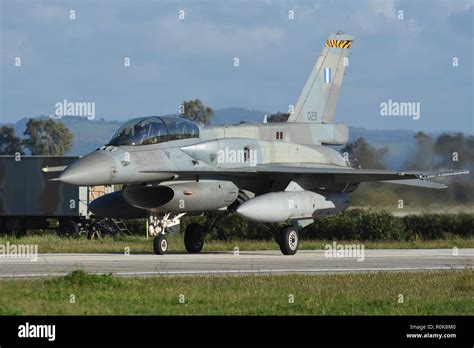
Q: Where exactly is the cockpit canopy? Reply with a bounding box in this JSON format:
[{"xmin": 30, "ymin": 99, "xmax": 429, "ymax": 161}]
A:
[{"xmin": 107, "ymin": 116, "xmax": 200, "ymax": 146}]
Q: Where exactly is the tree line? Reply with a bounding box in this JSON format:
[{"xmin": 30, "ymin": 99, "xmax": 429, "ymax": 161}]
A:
[{"xmin": 0, "ymin": 119, "xmax": 73, "ymax": 156}]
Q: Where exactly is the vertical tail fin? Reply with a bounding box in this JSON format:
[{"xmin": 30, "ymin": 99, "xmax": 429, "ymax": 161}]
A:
[{"xmin": 288, "ymin": 32, "xmax": 354, "ymax": 124}]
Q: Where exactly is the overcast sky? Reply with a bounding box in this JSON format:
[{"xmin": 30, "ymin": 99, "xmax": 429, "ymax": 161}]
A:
[{"xmin": 1, "ymin": 0, "xmax": 472, "ymax": 133}]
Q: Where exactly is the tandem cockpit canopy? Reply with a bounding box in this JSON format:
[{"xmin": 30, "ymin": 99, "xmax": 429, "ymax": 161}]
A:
[{"xmin": 107, "ymin": 116, "xmax": 200, "ymax": 146}]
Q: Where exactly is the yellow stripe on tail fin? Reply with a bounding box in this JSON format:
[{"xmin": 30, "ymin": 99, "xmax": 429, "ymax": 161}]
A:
[{"xmin": 288, "ymin": 32, "xmax": 354, "ymax": 124}]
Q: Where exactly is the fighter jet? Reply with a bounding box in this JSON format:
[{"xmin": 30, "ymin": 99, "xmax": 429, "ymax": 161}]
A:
[{"xmin": 54, "ymin": 32, "xmax": 468, "ymax": 255}]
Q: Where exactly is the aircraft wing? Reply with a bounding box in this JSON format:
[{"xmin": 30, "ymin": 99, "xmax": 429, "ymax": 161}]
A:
[
  {"xmin": 254, "ymin": 164, "xmax": 469, "ymax": 183},
  {"xmin": 140, "ymin": 164, "xmax": 469, "ymax": 188}
]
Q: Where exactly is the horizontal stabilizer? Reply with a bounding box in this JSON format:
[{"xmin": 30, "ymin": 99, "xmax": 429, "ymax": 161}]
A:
[{"xmin": 380, "ymin": 179, "xmax": 447, "ymax": 189}]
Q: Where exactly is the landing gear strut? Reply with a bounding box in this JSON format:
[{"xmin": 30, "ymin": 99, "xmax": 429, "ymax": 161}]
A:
[
  {"xmin": 150, "ymin": 213, "xmax": 186, "ymax": 255},
  {"xmin": 277, "ymin": 225, "xmax": 299, "ymax": 255}
]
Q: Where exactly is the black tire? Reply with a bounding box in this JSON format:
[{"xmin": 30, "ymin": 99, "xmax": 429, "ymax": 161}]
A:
[
  {"xmin": 153, "ymin": 234, "xmax": 168, "ymax": 255},
  {"xmin": 278, "ymin": 226, "xmax": 299, "ymax": 255},
  {"xmin": 58, "ymin": 219, "xmax": 80, "ymax": 237},
  {"xmin": 184, "ymin": 223, "xmax": 205, "ymax": 253}
]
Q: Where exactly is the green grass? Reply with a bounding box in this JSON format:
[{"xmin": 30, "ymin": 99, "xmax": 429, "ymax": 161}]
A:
[
  {"xmin": 349, "ymin": 204, "xmax": 474, "ymax": 216},
  {"xmin": 0, "ymin": 234, "xmax": 473, "ymax": 254},
  {"xmin": 0, "ymin": 270, "xmax": 472, "ymax": 315}
]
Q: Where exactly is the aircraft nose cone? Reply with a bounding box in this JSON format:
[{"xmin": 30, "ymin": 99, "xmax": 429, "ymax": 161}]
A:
[{"xmin": 59, "ymin": 152, "xmax": 115, "ymax": 185}]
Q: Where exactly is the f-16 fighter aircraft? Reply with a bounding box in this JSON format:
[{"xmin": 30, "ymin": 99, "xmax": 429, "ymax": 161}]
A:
[{"xmin": 53, "ymin": 32, "xmax": 468, "ymax": 255}]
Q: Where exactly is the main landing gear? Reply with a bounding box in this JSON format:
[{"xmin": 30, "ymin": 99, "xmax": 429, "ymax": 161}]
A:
[
  {"xmin": 151, "ymin": 213, "xmax": 301, "ymax": 256},
  {"xmin": 249, "ymin": 221, "xmax": 300, "ymax": 255},
  {"xmin": 152, "ymin": 222, "xmax": 215, "ymax": 255},
  {"xmin": 277, "ymin": 225, "xmax": 299, "ymax": 255},
  {"xmin": 152, "ymin": 223, "xmax": 208, "ymax": 255},
  {"xmin": 184, "ymin": 223, "xmax": 205, "ymax": 253},
  {"xmin": 151, "ymin": 212, "xmax": 225, "ymax": 255}
]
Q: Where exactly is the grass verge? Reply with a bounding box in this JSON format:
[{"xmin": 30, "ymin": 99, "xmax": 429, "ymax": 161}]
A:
[
  {"xmin": 0, "ymin": 270, "xmax": 472, "ymax": 315},
  {"xmin": 0, "ymin": 234, "xmax": 473, "ymax": 254}
]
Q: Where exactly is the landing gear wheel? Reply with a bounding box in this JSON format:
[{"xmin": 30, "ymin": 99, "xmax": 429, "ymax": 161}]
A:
[
  {"xmin": 58, "ymin": 219, "xmax": 79, "ymax": 238},
  {"xmin": 184, "ymin": 223, "xmax": 205, "ymax": 253},
  {"xmin": 153, "ymin": 234, "xmax": 168, "ymax": 255},
  {"xmin": 278, "ymin": 226, "xmax": 299, "ymax": 255}
]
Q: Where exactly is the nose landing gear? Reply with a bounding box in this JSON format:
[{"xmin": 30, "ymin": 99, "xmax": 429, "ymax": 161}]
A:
[
  {"xmin": 153, "ymin": 234, "xmax": 168, "ymax": 255},
  {"xmin": 150, "ymin": 213, "xmax": 185, "ymax": 255}
]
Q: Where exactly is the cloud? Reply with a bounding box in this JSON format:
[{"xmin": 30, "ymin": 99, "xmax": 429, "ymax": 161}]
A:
[
  {"xmin": 448, "ymin": 4, "xmax": 473, "ymax": 38},
  {"xmin": 29, "ymin": 4, "xmax": 68, "ymax": 24},
  {"xmin": 369, "ymin": 0, "xmax": 397, "ymax": 21},
  {"xmin": 150, "ymin": 16, "xmax": 285, "ymax": 59}
]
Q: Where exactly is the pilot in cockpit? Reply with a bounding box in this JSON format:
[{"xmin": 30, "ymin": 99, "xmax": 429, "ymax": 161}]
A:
[{"xmin": 133, "ymin": 123, "xmax": 150, "ymax": 144}]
